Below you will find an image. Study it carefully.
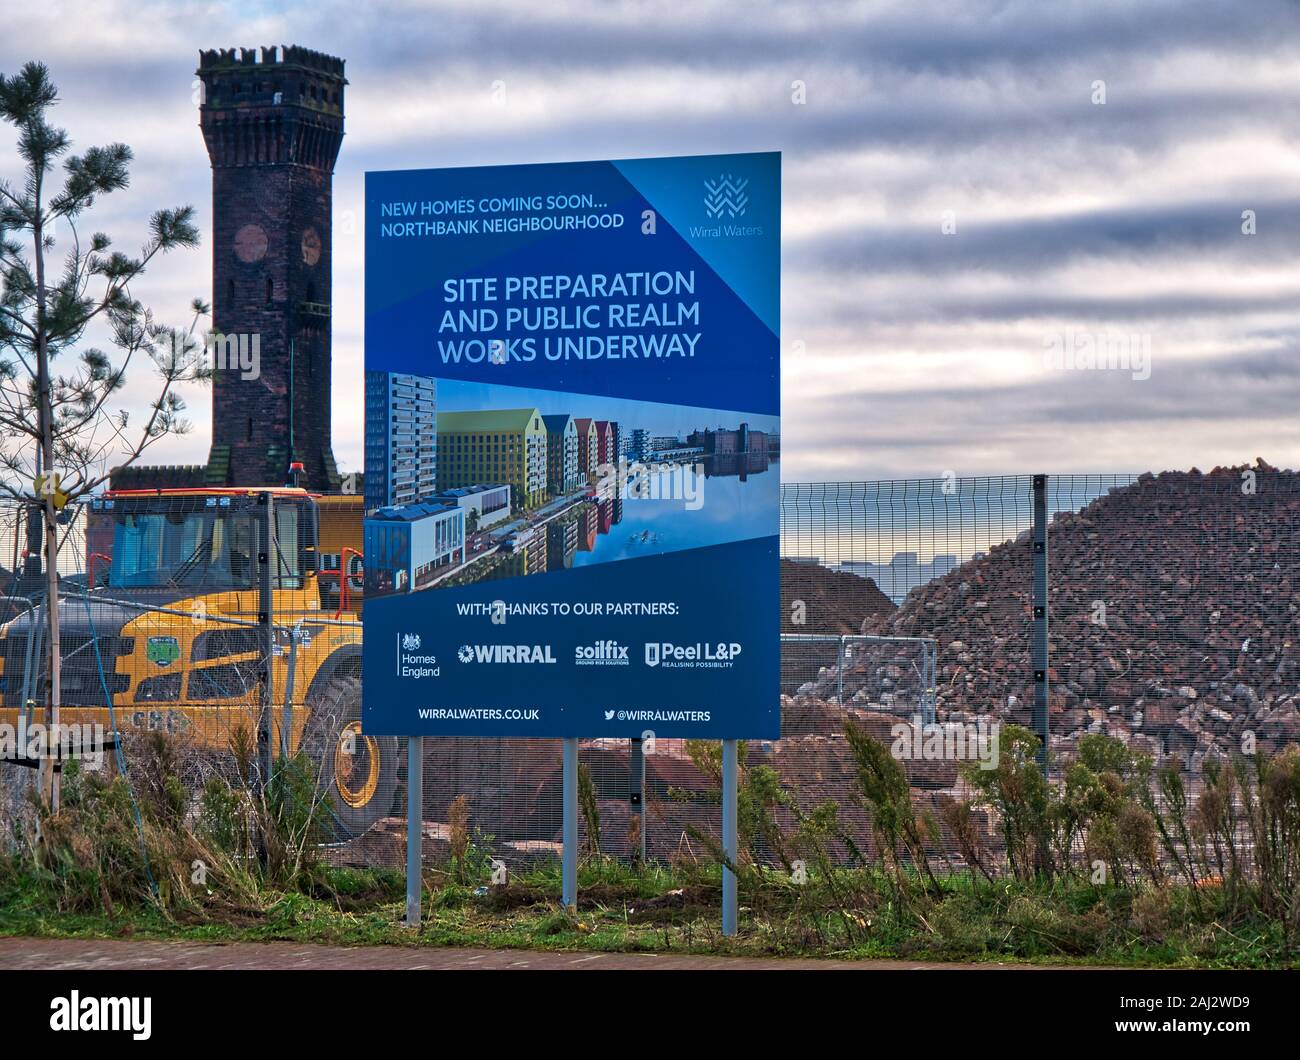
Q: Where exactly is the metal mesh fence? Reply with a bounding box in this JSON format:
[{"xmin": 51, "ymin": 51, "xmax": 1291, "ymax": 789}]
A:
[
  {"xmin": 0, "ymin": 490, "xmax": 366, "ymax": 841},
  {"xmin": 0, "ymin": 467, "xmax": 1296, "ymax": 879}
]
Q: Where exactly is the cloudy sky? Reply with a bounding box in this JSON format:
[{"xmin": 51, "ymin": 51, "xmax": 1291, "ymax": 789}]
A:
[{"xmin": 3, "ymin": 0, "xmax": 1299, "ymax": 482}]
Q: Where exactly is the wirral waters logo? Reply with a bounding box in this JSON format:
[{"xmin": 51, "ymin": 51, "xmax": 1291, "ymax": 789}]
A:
[{"xmin": 704, "ymin": 173, "xmax": 748, "ymax": 218}]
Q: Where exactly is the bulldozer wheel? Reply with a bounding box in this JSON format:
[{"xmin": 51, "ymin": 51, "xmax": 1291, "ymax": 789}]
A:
[{"xmin": 305, "ymin": 676, "xmax": 398, "ymax": 839}]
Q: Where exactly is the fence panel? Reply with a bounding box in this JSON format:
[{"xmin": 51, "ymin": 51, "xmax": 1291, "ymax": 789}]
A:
[{"xmin": 1, "ymin": 467, "xmax": 1297, "ymax": 880}]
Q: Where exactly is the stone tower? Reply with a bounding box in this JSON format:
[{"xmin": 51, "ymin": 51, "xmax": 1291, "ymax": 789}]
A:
[{"xmin": 196, "ymin": 44, "xmax": 345, "ymax": 491}]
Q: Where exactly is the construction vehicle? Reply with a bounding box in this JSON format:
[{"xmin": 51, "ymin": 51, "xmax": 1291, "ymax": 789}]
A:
[{"xmin": 0, "ymin": 486, "xmax": 399, "ymax": 838}]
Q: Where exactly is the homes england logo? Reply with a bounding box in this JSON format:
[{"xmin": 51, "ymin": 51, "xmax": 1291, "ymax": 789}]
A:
[
  {"xmin": 402, "ymin": 633, "xmax": 421, "ymax": 651},
  {"xmin": 704, "ymin": 174, "xmax": 748, "ymax": 218}
]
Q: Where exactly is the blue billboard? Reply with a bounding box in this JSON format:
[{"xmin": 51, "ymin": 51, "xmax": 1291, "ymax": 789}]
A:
[{"xmin": 362, "ymin": 152, "xmax": 780, "ymax": 738}]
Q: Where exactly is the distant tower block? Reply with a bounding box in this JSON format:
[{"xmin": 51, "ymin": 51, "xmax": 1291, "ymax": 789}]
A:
[{"xmin": 197, "ymin": 45, "xmax": 346, "ymax": 490}]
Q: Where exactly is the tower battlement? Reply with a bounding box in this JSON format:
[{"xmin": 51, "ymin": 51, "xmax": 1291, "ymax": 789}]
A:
[
  {"xmin": 198, "ymin": 45, "xmax": 345, "ymax": 78},
  {"xmin": 197, "ymin": 45, "xmax": 346, "ymax": 132}
]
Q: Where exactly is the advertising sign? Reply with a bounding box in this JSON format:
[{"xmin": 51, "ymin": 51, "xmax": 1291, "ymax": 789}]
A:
[{"xmin": 362, "ymin": 152, "xmax": 780, "ymax": 738}]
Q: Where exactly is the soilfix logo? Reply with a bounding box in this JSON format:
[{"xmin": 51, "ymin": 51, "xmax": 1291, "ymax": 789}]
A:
[
  {"xmin": 575, "ymin": 640, "xmax": 630, "ymax": 666},
  {"xmin": 459, "ymin": 644, "xmax": 557, "ymax": 664},
  {"xmin": 644, "ymin": 642, "xmax": 743, "ymax": 669}
]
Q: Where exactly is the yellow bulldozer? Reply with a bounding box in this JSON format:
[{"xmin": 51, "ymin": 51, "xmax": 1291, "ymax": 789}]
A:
[{"xmin": 0, "ymin": 486, "xmax": 399, "ymax": 838}]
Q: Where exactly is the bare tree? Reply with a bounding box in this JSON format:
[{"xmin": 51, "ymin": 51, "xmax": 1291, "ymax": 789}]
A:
[{"xmin": 0, "ymin": 61, "xmax": 206, "ymax": 807}]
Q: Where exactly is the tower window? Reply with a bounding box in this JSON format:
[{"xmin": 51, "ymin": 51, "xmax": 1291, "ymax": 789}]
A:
[
  {"xmin": 265, "ymin": 277, "xmax": 273, "ymax": 304},
  {"xmin": 227, "ymin": 278, "xmax": 234, "ymax": 305},
  {"xmin": 247, "ymin": 417, "xmax": 254, "ymax": 442}
]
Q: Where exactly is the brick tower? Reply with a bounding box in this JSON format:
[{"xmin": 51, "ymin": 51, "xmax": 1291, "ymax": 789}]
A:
[{"xmin": 196, "ymin": 45, "xmax": 345, "ymax": 490}]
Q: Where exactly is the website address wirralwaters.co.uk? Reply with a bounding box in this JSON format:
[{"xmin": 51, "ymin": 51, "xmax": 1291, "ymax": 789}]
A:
[{"xmin": 418, "ymin": 708, "xmax": 541, "ymax": 720}]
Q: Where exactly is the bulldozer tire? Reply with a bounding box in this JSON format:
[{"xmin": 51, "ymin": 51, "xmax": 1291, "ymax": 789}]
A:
[{"xmin": 304, "ymin": 676, "xmax": 398, "ymax": 840}]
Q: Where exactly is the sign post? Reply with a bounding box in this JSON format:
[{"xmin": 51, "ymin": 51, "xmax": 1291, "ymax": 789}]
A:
[
  {"xmin": 562, "ymin": 737, "xmax": 578, "ymax": 910},
  {"xmin": 406, "ymin": 735, "xmax": 423, "ymax": 926},
  {"xmin": 363, "ymin": 152, "xmax": 781, "ymax": 932},
  {"xmin": 721, "ymin": 738, "xmax": 738, "ymax": 935}
]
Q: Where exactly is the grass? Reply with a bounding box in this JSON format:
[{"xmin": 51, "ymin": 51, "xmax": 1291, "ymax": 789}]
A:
[
  {"xmin": 1, "ymin": 857, "xmax": 1294, "ymax": 968},
  {"xmin": 4, "ymin": 727, "xmax": 1297, "ymax": 968}
]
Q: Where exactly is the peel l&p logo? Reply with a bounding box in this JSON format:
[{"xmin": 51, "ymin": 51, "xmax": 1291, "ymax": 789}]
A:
[{"xmin": 644, "ymin": 642, "xmax": 743, "ymax": 669}]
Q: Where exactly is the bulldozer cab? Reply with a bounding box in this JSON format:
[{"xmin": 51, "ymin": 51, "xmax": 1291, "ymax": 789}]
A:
[
  {"xmin": 87, "ymin": 487, "xmax": 363, "ymax": 615},
  {"xmin": 0, "ymin": 487, "xmax": 386, "ymax": 839},
  {"xmin": 96, "ymin": 492, "xmax": 308, "ymax": 587}
]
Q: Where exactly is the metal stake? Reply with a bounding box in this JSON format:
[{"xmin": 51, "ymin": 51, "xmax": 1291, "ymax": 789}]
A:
[{"xmin": 258, "ymin": 492, "xmax": 275, "ymax": 791}]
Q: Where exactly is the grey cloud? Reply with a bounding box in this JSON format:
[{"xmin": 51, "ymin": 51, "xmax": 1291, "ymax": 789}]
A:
[{"xmin": 4, "ymin": 0, "xmax": 1298, "ymax": 478}]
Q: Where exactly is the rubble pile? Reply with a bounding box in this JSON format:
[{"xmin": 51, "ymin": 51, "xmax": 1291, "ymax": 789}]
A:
[
  {"xmin": 826, "ymin": 463, "xmax": 1300, "ymax": 773},
  {"xmin": 780, "ymin": 558, "xmax": 895, "ymax": 635}
]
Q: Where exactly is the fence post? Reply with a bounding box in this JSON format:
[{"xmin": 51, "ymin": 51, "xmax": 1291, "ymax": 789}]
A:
[
  {"xmin": 924, "ymin": 639, "xmax": 937, "ymax": 725},
  {"xmin": 281, "ymin": 632, "xmax": 297, "ymax": 759},
  {"xmin": 1031, "ymin": 474, "xmax": 1049, "ymax": 770},
  {"xmin": 629, "ymin": 736, "xmax": 645, "ymax": 863},
  {"xmin": 258, "ymin": 491, "xmax": 275, "ymax": 792},
  {"xmin": 837, "ymin": 635, "xmax": 846, "ymax": 705}
]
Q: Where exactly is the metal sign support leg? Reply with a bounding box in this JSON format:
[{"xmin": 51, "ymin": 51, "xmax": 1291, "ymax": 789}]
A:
[
  {"xmin": 405, "ymin": 736, "xmax": 423, "ymax": 927},
  {"xmin": 562, "ymin": 736, "xmax": 578, "ymax": 911},
  {"xmin": 1031, "ymin": 474, "xmax": 1050, "ymax": 770},
  {"xmin": 722, "ymin": 738, "xmax": 738, "ymax": 936},
  {"xmin": 630, "ymin": 736, "xmax": 645, "ymax": 863}
]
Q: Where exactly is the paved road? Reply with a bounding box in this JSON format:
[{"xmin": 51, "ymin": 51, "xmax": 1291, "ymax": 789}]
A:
[{"xmin": 0, "ymin": 936, "xmax": 1046, "ymax": 971}]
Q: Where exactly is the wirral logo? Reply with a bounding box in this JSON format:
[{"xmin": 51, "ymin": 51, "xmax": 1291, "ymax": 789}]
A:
[
  {"xmin": 458, "ymin": 644, "xmax": 556, "ymax": 664},
  {"xmin": 402, "ymin": 633, "xmax": 421, "ymax": 651},
  {"xmin": 704, "ymin": 173, "xmax": 748, "ymax": 218}
]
